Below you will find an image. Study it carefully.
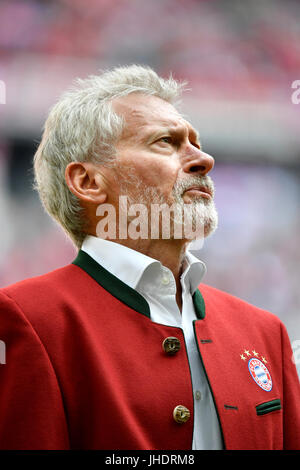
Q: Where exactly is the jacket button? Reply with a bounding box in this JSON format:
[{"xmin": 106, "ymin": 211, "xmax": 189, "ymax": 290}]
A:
[
  {"xmin": 162, "ymin": 337, "xmax": 181, "ymax": 354},
  {"xmin": 173, "ymin": 405, "xmax": 191, "ymax": 424}
]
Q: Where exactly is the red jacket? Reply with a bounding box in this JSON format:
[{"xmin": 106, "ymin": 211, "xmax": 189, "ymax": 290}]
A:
[{"xmin": 0, "ymin": 250, "xmax": 299, "ymax": 450}]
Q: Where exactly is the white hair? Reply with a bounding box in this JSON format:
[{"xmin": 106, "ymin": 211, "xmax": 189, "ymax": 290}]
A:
[{"xmin": 33, "ymin": 64, "xmax": 185, "ymax": 248}]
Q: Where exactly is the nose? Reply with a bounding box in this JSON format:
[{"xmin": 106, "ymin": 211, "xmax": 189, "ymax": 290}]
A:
[{"xmin": 181, "ymin": 146, "xmax": 215, "ymax": 176}]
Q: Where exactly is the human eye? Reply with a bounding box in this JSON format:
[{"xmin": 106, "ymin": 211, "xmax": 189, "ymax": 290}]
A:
[{"xmin": 156, "ymin": 136, "xmax": 172, "ymax": 144}]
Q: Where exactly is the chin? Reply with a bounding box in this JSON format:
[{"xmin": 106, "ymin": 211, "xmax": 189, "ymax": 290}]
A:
[
  {"xmin": 182, "ymin": 215, "xmax": 218, "ymax": 251},
  {"xmin": 182, "ymin": 201, "xmax": 218, "ymax": 240},
  {"xmin": 204, "ymin": 213, "xmax": 219, "ymax": 238}
]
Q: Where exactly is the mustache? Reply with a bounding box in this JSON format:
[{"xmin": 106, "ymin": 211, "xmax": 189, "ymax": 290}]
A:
[{"xmin": 172, "ymin": 175, "xmax": 215, "ymax": 197}]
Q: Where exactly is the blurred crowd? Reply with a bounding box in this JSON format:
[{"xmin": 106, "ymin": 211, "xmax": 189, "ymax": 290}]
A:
[
  {"xmin": 0, "ymin": 0, "xmax": 300, "ymax": 98},
  {"xmin": 0, "ymin": 0, "xmax": 299, "ymax": 372}
]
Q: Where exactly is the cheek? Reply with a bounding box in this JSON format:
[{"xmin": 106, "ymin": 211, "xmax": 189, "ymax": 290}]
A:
[{"xmin": 134, "ymin": 160, "xmax": 179, "ymax": 193}]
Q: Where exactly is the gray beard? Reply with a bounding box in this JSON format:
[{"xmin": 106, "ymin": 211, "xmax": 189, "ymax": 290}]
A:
[
  {"xmin": 172, "ymin": 176, "xmax": 218, "ymax": 239},
  {"xmin": 115, "ymin": 170, "xmax": 218, "ymax": 242}
]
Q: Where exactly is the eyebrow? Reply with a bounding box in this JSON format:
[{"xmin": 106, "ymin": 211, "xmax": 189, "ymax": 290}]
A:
[{"xmin": 145, "ymin": 124, "xmax": 201, "ymax": 147}]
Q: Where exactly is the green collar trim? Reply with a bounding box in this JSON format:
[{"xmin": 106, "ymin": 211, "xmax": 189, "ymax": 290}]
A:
[
  {"xmin": 72, "ymin": 249, "xmax": 206, "ymax": 320},
  {"xmin": 72, "ymin": 250, "xmax": 151, "ymax": 318},
  {"xmin": 193, "ymin": 288, "xmax": 206, "ymax": 320}
]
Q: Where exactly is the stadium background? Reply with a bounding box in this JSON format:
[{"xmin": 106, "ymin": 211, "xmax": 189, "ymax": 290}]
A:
[{"xmin": 0, "ymin": 0, "xmax": 299, "ymax": 376}]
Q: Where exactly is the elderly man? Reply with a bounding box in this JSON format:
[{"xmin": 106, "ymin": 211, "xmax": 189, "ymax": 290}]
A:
[{"xmin": 0, "ymin": 65, "xmax": 299, "ymax": 450}]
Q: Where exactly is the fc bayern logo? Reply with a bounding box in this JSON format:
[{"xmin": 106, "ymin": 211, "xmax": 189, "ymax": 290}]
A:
[{"xmin": 248, "ymin": 358, "xmax": 272, "ymax": 392}]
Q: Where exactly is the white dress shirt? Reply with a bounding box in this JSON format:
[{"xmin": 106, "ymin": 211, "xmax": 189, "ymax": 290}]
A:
[{"xmin": 81, "ymin": 235, "xmax": 223, "ymax": 450}]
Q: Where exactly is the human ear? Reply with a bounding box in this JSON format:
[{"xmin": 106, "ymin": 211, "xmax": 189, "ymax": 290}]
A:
[{"xmin": 65, "ymin": 162, "xmax": 107, "ymax": 205}]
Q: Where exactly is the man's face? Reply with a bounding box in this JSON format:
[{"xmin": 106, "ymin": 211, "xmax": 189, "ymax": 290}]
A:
[{"xmin": 107, "ymin": 93, "xmax": 218, "ymax": 240}]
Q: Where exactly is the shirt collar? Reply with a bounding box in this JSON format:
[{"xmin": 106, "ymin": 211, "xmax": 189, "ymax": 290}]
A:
[
  {"xmin": 181, "ymin": 250, "xmax": 207, "ymax": 294},
  {"xmin": 81, "ymin": 235, "xmax": 160, "ymax": 290},
  {"xmin": 81, "ymin": 235, "xmax": 206, "ymax": 294}
]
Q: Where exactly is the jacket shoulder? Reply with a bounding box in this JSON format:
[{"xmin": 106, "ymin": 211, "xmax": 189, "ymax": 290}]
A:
[
  {"xmin": 1, "ymin": 264, "xmax": 77, "ymax": 297},
  {"xmin": 199, "ymin": 282, "xmax": 282, "ymax": 329},
  {"xmin": 0, "ymin": 264, "xmax": 84, "ymax": 323}
]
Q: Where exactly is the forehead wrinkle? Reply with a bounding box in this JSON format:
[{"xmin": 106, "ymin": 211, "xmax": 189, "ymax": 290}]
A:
[
  {"xmin": 113, "ymin": 96, "xmax": 200, "ymax": 145},
  {"xmin": 124, "ymin": 120, "xmax": 201, "ymax": 148},
  {"xmin": 156, "ymin": 116, "xmax": 199, "ymax": 139},
  {"xmin": 156, "ymin": 119, "xmax": 200, "ymax": 144}
]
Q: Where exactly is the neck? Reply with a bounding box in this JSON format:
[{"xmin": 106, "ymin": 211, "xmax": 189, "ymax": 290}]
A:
[
  {"xmin": 106, "ymin": 236, "xmax": 188, "ymax": 312},
  {"xmin": 120, "ymin": 237, "xmax": 186, "ymax": 275}
]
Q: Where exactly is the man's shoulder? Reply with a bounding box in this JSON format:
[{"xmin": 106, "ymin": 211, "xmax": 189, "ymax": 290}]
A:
[
  {"xmin": 199, "ymin": 282, "xmax": 282, "ymax": 328},
  {"xmin": 1, "ymin": 264, "xmax": 76, "ymax": 297},
  {"xmin": 0, "ymin": 263, "xmax": 85, "ymax": 317}
]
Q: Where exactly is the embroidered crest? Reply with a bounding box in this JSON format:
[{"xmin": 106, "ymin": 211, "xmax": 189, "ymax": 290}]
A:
[
  {"xmin": 240, "ymin": 349, "xmax": 272, "ymax": 392},
  {"xmin": 248, "ymin": 358, "xmax": 272, "ymax": 391}
]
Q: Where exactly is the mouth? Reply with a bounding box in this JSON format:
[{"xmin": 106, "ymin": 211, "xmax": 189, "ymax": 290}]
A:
[{"xmin": 183, "ymin": 185, "xmax": 212, "ymax": 200}]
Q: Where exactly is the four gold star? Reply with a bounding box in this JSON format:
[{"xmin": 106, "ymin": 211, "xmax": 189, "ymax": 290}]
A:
[{"xmin": 239, "ymin": 348, "xmax": 268, "ymax": 363}]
